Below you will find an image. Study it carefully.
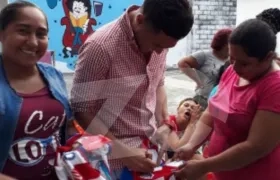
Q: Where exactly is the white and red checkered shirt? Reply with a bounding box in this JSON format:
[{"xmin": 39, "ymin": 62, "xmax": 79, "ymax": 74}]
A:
[{"xmin": 71, "ymin": 5, "xmax": 167, "ymax": 170}]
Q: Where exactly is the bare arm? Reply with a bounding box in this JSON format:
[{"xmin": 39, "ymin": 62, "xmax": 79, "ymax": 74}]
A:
[
  {"xmin": 155, "ymin": 85, "xmax": 169, "ymax": 125},
  {"xmin": 185, "ymin": 108, "xmax": 214, "ymax": 150},
  {"xmin": 178, "ymin": 56, "xmax": 203, "ymax": 87},
  {"xmin": 201, "ymin": 110, "xmax": 280, "ymax": 172},
  {"xmin": 168, "ymin": 123, "xmax": 196, "ymax": 150},
  {"xmin": 174, "ymin": 108, "xmax": 213, "ymax": 161},
  {"xmin": 169, "ymin": 108, "xmax": 213, "ymax": 151},
  {"xmin": 0, "ymin": 174, "xmax": 16, "ymax": 180}
]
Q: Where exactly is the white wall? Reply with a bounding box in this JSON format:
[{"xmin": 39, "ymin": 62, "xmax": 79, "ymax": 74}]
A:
[
  {"xmin": 166, "ymin": 36, "xmax": 189, "ymax": 68},
  {"xmin": 166, "ymin": 31, "xmax": 193, "ymax": 68},
  {"xmin": 237, "ymin": 0, "xmax": 280, "ymax": 53}
]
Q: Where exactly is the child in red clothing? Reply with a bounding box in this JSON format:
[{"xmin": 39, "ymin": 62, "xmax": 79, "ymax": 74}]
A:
[
  {"xmin": 165, "ymin": 98, "xmax": 207, "ymax": 180},
  {"xmin": 167, "ymin": 98, "xmax": 202, "ymax": 150},
  {"xmin": 166, "ymin": 98, "xmax": 204, "ymax": 161}
]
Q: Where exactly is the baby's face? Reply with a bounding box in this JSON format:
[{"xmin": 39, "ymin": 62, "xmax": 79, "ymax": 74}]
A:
[{"xmin": 176, "ymin": 100, "xmax": 198, "ymax": 131}]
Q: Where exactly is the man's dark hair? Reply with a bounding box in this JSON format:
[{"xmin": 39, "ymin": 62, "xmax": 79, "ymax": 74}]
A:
[
  {"xmin": 229, "ymin": 19, "xmax": 276, "ymax": 60},
  {"xmin": 0, "ymin": 0, "xmax": 48, "ymax": 31},
  {"xmin": 142, "ymin": 0, "xmax": 194, "ymax": 40}
]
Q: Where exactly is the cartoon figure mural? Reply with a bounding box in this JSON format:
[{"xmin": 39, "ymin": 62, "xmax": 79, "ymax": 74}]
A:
[
  {"xmin": 8, "ymin": 0, "xmax": 142, "ymax": 72},
  {"xmin": 61, "ymin": 0, "xmax": 98, "ymax": 58}
]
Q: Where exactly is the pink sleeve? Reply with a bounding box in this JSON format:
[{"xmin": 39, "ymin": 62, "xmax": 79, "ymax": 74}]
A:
[
  {"xmin": 70, "ymin": 40, "xmax": 111, "ymax": 112},
  {"xmin": 257, "ymin": 73, "xmax": 280, "ymax": 113}
]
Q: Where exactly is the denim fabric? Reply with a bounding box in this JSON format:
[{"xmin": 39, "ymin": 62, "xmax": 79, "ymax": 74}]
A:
[{"xmin": 0, "ymin": 56, "xmax": 72, "ymax": 171}]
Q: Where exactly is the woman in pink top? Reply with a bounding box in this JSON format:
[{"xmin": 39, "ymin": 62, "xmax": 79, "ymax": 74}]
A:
[{"xmin": 173, "ymin": 18, "xmax": 280, "ymax": 180}]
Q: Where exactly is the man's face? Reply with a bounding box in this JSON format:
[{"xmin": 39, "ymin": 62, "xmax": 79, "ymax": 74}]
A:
[
  {"xmin": 146, "ymin": 31, "xmax": 178, "ymax": 54},
  {"xmin": 135, "ymin": 14, "xmax": 178, "ymax": 54}
]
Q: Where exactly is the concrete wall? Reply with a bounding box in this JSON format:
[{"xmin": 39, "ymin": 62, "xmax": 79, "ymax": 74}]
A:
[
  {"xmin": 236, "ymin": 0, "xmax": 280, "ymax": 54},
  {"xmin": 166, "ymin": 35, "xmax": 191, "ymax": 69},
  {"xmin": 191, "ymin": 0, "xmax": 236, "ymax": 52},
  {"xmin": 166, "ymin": 0, "xmax": 237, "ymax": 68},
  {"xmin": 0, "ymin": 0, "xmax": 8, "ymax": 15}
]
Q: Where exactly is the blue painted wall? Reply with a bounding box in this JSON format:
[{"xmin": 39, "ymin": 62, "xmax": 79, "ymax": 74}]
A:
[{"xmin": 9, "ymin": 0, "xmax": 143, "ymax": 72}]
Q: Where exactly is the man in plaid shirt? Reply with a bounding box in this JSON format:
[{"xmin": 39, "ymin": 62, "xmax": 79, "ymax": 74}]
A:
[{"xmin": 70, "ymin": 0, "xmax": 194, "ymax": 178}]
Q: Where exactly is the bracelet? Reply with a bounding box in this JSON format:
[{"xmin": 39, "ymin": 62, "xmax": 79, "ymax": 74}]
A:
[{"xmin": 163, "ymin": 115, "xmax": 178, "ymax": 132}]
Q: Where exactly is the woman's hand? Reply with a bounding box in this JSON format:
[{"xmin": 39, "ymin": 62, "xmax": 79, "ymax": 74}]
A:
[
  {"xmin": 190, "ymin": 104, "xmax": 201, "ymax": 124},
  {"xmin": 174, "ymin": 160, "xmax": 208, "ymax": 180},
  {"xmin": 174, "ymin": 143, "xmax": 196, "ymax": 161}
]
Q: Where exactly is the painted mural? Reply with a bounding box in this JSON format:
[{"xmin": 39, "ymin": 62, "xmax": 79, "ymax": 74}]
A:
[{"xmin": 8, "ymin": 0, "xmax": 143, "ymax": 72}]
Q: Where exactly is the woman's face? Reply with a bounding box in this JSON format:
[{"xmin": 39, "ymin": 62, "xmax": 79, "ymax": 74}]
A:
[
  {"xmin": 230, "ymin": 44, "xmax": 272, "ymax": 81},
  {"xmin": 0, "ymin": 7, "xmax": 48, "ymax": 67}
]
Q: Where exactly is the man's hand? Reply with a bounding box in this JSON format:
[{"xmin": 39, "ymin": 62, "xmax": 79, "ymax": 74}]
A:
[{"xmin": 120, "ymin": 148, "xmax": 156, "ymax": 173}]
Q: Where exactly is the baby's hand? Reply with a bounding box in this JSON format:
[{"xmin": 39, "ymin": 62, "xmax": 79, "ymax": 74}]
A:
[{"xmin": 190, "ymin": 105, "xmax": 201, "ymax": 123}]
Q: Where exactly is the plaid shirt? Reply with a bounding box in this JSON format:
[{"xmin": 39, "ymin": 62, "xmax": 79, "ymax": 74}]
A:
[{"xmin": 71, "ymin": 6, "xmax": 167, "ymax": 170}]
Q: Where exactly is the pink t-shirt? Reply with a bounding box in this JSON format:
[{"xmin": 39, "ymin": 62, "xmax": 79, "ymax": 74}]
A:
[{"xmin": 208, "ymin": 66, "xmax": 280, "ymax": 180}]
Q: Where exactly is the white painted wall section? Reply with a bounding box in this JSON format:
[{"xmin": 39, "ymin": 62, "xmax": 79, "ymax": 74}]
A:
[{"xmin": 236, "ymin": 0, "xmax": 280, "ymax": 54}]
